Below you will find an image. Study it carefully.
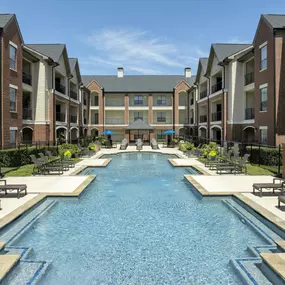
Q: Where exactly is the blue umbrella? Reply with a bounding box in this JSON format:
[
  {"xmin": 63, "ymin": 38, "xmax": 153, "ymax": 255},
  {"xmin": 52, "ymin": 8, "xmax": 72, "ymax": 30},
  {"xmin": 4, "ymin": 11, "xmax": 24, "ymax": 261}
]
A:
[
  {"xmin": 162, "ymin": 130, "xmax": 176, "ymax": 135},
  {"xmin": 101, "ymin": 130, "xmax": 116, "ymax": 135}
]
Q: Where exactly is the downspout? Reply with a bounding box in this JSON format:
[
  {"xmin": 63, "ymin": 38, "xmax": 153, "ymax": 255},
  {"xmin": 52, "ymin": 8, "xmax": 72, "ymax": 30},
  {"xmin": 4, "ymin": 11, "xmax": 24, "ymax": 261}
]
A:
[
  {"xmin": 205, "ymin": 75, "xmax": 211, "ymax": 139},
  {"xmin": 67, "ymin": 75, "xmax": 73, "ymax": 143},
  {"xmin": 51, "ymin": 63, "xmax": 59, "ymax": 143},
  {"xmin": 193, "ymin": 84, "xmax": 198, "ymax": 136},
  {"xmin": 172, "ymin": 88, "xmax": 175, "ymax": 133},
  {"xmin": 221, "ymin": 63, "xmax": 227, "ymax": 141},
  {"xmin": 0, "ymin": 31, "xmax": 2, "ymax": 148},
  {"xmin": 273, "ymin": 29, "xmax": 276, "ymax": 146},
  {"xmin": 102, "ymin": 88, "xmax": 105, "ymax": 133}
]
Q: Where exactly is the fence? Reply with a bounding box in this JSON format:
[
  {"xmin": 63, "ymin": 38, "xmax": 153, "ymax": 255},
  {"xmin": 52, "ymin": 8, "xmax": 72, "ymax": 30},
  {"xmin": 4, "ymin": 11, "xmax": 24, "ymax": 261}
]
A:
[{"xmin": 178, "ymin": 135, "xmax": 282, "ymax": 177}]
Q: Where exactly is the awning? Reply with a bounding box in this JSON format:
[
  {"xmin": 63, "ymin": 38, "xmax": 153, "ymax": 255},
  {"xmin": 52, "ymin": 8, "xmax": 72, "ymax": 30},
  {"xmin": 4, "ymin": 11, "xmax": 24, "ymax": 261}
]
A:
[{"xmin": 126, "ymin": 119, "xmax": 153, "ymax": 130}]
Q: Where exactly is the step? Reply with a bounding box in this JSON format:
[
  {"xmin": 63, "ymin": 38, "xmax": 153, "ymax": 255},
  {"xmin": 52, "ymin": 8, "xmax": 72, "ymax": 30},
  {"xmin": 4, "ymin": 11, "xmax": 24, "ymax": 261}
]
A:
[
  {"xmin": 0, "ymin": 254, "xmax": 20, "ymax": 282},
  {"xmin": 261, "ymin": 253, "xmax": 285, "ymax": 282}
]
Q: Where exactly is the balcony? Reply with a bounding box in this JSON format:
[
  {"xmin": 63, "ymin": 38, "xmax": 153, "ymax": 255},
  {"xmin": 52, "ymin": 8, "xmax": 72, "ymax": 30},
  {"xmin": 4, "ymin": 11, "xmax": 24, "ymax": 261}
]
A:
[
  {"xmin": 56, "ymin": 112, "xmax": 65, "ymax": 122},
  {"xmin": 153, "ymin": 101, "xmax": 172, "ymax": 106},
  {"xmin": 200, "ymin": 90, "xmax": 207, "ymax": 99},
  {"xmin": 22, "ymin": 72, "xmax": 32, "ymax": 85},
  {"xmin": 70, "ymin": 90, "xmax": 78, "ymax": 100},
  {"xmin": 105, "ymin": 102, "xmax": 124, "ymax": 107},
  {"xmin": 70, "ymin": 115, "xmax": 77, "ymax": 123},
  {"xmin": 105, "ymin": 118, "xmax": 125, "ymax": 125},
  {"xmin": 129, "ymin": 100, "xmax": 148, "ymax": 107},
  {"xmin": 211, "ymin": 81, "xmax": 222, "ymax": 94},
  {"xmin": 245, "ymin": 108, "xmax": 254, "ymax": 120},
  {"xmin": 22, "ymin": 108, "xmax": 32, "ymax": 120},
  {"xmin": 55, "ymin": 82, "xmax": 66, "ymax": 94},
  {"xmin": 180, "ymin": 118, "xmax": 189, "ymax": 124},
  {"xmin": 190, "ymin": 118, "xmax": 194, "ymax": 124},
  {"xmin": 154, "ymin": 117, "xmax": 172, "ymax": 124},
  {"xmin": 211, "ymin": 111, "xmax": 222, "ymax": 121},
  {"xmin": 244, "ymin": 72, "xmax": 254, "ymax": 86},
  {"xmin": 200, "ymin": 115, "xmax": 207, "ymax": 123}
]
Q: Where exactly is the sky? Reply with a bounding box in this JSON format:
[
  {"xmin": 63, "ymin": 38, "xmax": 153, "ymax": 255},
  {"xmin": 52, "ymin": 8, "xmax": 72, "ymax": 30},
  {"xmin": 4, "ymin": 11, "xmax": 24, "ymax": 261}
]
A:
[{"xmin": 2, "ymin": 0, "xmax": 285, "ymax": 75}]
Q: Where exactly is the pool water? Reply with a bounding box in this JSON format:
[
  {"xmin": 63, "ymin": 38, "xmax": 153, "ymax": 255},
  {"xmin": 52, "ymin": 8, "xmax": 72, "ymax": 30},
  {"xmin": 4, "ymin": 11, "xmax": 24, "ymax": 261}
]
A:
[{"xmin": 1, "ymin": 153, "xmax": 280, "ymax": 284}]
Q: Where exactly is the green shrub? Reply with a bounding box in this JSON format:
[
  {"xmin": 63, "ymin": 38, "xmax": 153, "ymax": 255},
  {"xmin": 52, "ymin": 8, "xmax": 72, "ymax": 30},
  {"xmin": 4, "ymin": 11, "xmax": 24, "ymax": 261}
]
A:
[
  {"xmin": 201, "ymin": 142, "xmax": 219, "ymax": 158},
  {"xmin": 64, "ymin": 150, "xmax": 72, "ymax": 158},
  {"xmin": 0, "ymin": 146, "xmax": 58, "ymax": 167},
  {"xmin": 246, "ymin": 146, "xmax": 281, "ymax": 166},
  {"xmin": 95, "ymin": 136, "xmax": 106, "ymax": 145},
  {"xmin": 58, "ymin": 144, "xmax": 80, "ymax": 158},
  {"xmin": 179, "ymin": 141, "xmax": 194, "ymax": 152}
]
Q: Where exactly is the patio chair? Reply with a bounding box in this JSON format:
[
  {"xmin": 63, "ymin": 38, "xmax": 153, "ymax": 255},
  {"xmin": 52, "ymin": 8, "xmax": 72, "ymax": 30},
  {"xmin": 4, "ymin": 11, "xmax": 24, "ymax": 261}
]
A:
[
  {"xmin": 38, "ymin": 153, "xmax": 69, "ymax": 171},
  {"xmin": 207, "ymin": 150, "xmax": 234, "ymax": 169},
  {"xmin": 46, "ymin": 150, "xmax": 75, "ymax": 168},
  {"xmin": 120, "ymin": 139, "xmax": 128, "ymax": 150},
  {"xmin": 45, "ymin": 150, "xmax": 60, "ymax": 162},
  {"xmin": 278, "ymin": 194, "xmax": 285, "ymax": 207},
  {"xmin": 151, "ymin": 139, "xmax": 159, "ymax": 150},
  {"xmin": 216, "ymin": 153, "xmax": 250, "ymax": 175},
  {"xmin": 30, "ymin": 155, "xmax": 64, "ymax": 175},
  {"xmin": 253, "ymin": 178, "xmax": 285, "ymax": 197},
  {"xmin": 0, "ymin": 180, "xmax": 27, "ymax": 199}
]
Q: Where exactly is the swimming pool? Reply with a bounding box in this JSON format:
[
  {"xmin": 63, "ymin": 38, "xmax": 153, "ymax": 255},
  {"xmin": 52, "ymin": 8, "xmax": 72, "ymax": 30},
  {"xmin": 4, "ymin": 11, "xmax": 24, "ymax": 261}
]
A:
[{"xmin": 1, "ymin": 152, "xmax": 284, "ymax": 284}]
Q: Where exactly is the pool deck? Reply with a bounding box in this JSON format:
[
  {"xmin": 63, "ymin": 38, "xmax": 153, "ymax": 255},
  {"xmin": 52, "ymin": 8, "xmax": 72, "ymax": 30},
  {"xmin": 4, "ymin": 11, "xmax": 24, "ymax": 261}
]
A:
[{"xmin": 1, "ymin": 147, "xmax": 285, "ymax": 281}]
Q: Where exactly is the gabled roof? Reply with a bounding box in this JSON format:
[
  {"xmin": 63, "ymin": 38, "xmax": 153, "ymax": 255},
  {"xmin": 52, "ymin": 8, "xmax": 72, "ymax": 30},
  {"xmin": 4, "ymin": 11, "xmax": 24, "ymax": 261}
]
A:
[
  {"xmin": 0, "ymin": 14, "xmax": 14, "ymax": 28},
  {"xmin": 195, "ymin": 58, "xmax": 208, "ymax": 84},
  {"xmin": 69, "ymin": 58, "xmax": 82, "ymax": 83},
  {"xmin": 69, "ymin": 58, "xmax": 77, "ymax": 73},
  {"xmin": 25, "ymin": 44, "xmax": 65, "ymax": 62},
  {"xmin": 82, "ymin": 75, "xmax": 196, "ymax": 92},
  {"xmin": 205, "ymin": 44, "xmax": 251, "ymax": 76},
  {"xmin": 126, "ymin": 119, "xmax": 153, "ymax": 130},
  {"xmin": 263, "ymin": 14, "xmax": 285, "ymax": 29}
]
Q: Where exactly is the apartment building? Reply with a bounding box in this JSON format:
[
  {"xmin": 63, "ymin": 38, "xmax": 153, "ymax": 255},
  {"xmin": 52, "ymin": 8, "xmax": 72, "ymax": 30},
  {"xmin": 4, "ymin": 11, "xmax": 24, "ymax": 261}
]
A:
[{"xmin": 82, "ymin": 68, "xmax": 195, "ymax": 143}]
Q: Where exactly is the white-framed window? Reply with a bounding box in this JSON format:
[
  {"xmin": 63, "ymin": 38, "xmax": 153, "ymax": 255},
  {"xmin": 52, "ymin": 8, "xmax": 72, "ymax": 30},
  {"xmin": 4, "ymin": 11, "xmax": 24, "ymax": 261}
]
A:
[
  {"xmin": 260, "ymin": 86, "xmax": 267, "ymax": 111},
  {"xmin": 9, "ymin": 44, "xmax": 17, "ymax": 70},
  {"xmin": 260, "ymin": 128, "xmax": 268, "ymax": 145},
  {"xmin": 157, "ymin": 112, "xmax": 166, "ymax": 122},
  {"xmin": 157, "ymin": 95, "xmax": 166, "ymax": 105},
  {"xmin": 10, "ymin": 130, "xmax": 17, "ymax": 145},
  {"xmin": 260, "ymin": 45, "xmax": 267, "ymax": 71},
  {"xmin": 134, "ymin": 95, "xmax": 143, "ymax": 105},
  {"xmin": 10, "ymin": 87, "xmax": 17, "ymax": 111},
  {"xmin": 134, "ymin": 112, "xmax": 143, "ymax": 121}
]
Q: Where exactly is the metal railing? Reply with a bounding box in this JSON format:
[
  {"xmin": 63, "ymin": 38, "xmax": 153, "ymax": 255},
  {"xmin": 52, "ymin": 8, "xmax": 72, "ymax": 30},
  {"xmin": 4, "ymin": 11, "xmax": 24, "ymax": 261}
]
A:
[
  {"xmin": 105, "ymin": 118, "xmax": 125, "ymax": 124},
  {"xmin": 70, "ymin": 90, "xmax": 78, "ymax": 100},
  {"xmin": 56, "ymin": 112, "xmax": 66, "ymax": 122},
  {"xmin": 105, "ymin": 101, "xmax": 124, "ymax": 107},
  {"xmin": 129, "ymin": 101, "xmax": 148, "ymax": 106},
  {"xmin": 22, "ymin": 108, "xmax": 32, "ymax": 120},
  {"xmin": 22, "ymin": 71, "xmax": 32, "ymax": 85},
  {"xmin": 211, "ymin": 111, "xmax": 222, "ymax": 121},
  {"xmin": 211, "ymin": 81, "xmax": 223, "ymax": 94},
  {"xmin": 70, "ymin": 115, "xmax": 77, "ymax": 123},
  {"xmin": 244, "ymin": 72, "xmax": 254, "ymax": 85},
  {"xmin": 55, "ymin": 81, "xmax": 66, "ymax": 94},
  {"xmin": 154, "ymin": 117, "xmax": 172, "ymax": 124},
  {"xmin": 200, "ymin": 115, "xmax": 207, "ymax": 123},
  {"xmin": 179, "ymin": 118, "xmax": 189, "ymax": 124},
  {"xmin": 200, "ymin": 90, "xmax": 207, "ymax": 99},
  {"xmin": 153, "ymin": 101, "xmax": 172, "ymax": 106},
  {"xmin": 245, "ymin": 108, "xmax": 254, "ymax": 120}
]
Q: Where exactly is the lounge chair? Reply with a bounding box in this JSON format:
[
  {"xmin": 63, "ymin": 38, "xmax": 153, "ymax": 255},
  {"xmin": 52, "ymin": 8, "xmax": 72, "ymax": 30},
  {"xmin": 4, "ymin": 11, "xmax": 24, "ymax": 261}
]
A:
[
  {"xmin": 151, "ymin": 139, "xmax": 159, "ymax": 150},
  {"xmin": 38, "ymin": 153, "xmax": 69, "ymax": 171},
  {"xmin": 278, "ymin": 194, "xmax": 285, "ymax": 207},
  {"xmin": 120, "ymin": 139, "xmax": 128, "ymax": 150},
  {"xmin": 136, "ymin": 139, "xmax": 143, "ymax": 150},
  {"xmin": 253, "ymin": 178, "xmax": 285, "ymax": 197},
  {"xmin": 0, "ymin": 180, "xmax": 27, "ymax": 199},
  {"xmin": 45, "ymin": 150, "xmax": 60, "ymax": 162},
  {"xmin": 46, "ymin": 150, "xmax": 75, "ymax": 168},
  {"xmin": 30, "ymin": 155, "xmax": 64, "ymax": 175},
  {"xmin": 216, "ymin": 154, "xmax": 250, "ymax": 175},
  {"xmin": 207, "ymin": 150, "xmax": 234, "ymax": 169}
]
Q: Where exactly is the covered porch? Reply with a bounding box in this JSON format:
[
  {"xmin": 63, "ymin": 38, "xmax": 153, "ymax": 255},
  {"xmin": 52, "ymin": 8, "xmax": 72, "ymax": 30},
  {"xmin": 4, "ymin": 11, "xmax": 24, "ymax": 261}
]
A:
[{"xmin": 125, "ymin": 119, "xmax": 153, "ymax": 145}]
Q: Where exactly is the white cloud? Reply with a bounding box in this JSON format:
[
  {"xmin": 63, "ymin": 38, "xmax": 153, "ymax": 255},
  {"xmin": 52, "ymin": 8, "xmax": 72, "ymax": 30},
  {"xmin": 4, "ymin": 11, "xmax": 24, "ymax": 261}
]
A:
[{"xmin": 80, "ymin": 28, "xmax": 207, "ymax": 75}]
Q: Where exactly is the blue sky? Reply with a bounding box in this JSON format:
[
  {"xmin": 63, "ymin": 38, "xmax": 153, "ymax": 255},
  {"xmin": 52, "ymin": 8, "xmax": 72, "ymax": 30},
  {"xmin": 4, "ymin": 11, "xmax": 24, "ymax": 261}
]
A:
[{"xmin": 2, "ymin": 0, "xmax": 285, "ymax": 75}]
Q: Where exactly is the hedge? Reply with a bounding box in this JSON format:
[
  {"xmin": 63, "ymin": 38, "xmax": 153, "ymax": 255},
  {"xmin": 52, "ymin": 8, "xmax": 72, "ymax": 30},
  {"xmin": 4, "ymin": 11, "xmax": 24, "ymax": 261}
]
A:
[
  {"xmin": 246, "ymin": 146, "xmax": 282, "ymax": 166},
  {"xmin": 0, "ymin": 146, "xmax": 58, "ymax": 167}
]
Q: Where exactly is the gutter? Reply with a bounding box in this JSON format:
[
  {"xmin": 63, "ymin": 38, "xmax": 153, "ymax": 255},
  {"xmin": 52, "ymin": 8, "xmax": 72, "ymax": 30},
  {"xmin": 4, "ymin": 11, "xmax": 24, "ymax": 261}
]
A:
[{"xmin": 273, "ymin": 29, "xmax": 276, "ymax": 146}]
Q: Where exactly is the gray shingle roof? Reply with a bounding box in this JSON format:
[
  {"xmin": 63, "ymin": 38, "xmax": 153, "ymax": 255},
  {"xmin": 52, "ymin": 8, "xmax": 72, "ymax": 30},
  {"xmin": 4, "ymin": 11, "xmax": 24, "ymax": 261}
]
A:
[
  {"xmin": 212, "ymin": 44, "xmax": 251, "ymax": 62},
  {"xmin": 126, "ymin": 119, "xmax": 153, "ymax": 130},
  {"xmin": 0, "ymin": 14, "xmax": 14, "ymax": 28},
  {"xmin": 69, "ymin": 58, "xmax": 77, "ymax": 73},
  {"xmin": 200, "ymin": 58, "xmax": 208, "ymax": 73},
  {"xmin": 263, "ymin": 14, "xmax": 285, "ymax": 28},
  {"xmin": 25, "ymin": 44, "xmax": 65, "ymax": 62},
  {"xmin": 82, "ymin": 75, "xmax": 196, "ymax": 92}
]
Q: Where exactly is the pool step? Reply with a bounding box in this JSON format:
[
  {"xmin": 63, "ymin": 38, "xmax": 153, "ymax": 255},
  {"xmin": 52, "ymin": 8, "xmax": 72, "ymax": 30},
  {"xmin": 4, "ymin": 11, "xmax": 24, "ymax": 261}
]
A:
[
  {"xmin": 0, "ymin": 200, "xmax": 57, "ymax": 246},
  {"xmin": 0, "ymin": 254, "xmax": 21, "ymax": 282}
]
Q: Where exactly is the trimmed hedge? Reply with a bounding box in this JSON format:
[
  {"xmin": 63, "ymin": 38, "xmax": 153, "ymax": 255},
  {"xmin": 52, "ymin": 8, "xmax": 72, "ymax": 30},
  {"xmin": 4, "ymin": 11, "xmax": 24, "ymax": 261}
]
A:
[
  {"xmin": 0, "ymin": 146, "xmax": 58, "ymax": 167},
  {"xmin": 246, "ymin": 146, "xmax": 281, "ymax": 166}
]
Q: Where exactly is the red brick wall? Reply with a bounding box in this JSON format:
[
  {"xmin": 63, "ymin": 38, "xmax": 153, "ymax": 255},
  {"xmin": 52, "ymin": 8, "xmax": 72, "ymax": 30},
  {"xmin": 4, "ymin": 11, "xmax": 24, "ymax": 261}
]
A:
[
  {"xmin": 1, "ymin": 17, "xmax": 23, "ymax": 147},
  {"xmin": 87, "ymin": 80, "xmax": 103, "ymax": 124}
]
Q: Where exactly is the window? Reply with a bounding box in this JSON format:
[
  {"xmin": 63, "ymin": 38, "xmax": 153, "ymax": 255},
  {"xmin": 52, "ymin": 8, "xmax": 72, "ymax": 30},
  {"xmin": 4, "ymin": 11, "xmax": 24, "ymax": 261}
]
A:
[
  {"xmin": 9, "ymin": 45, "xmax": 17, "ymax": 70},
  {"xmin": 94, "ymin": 95, "xmax": 99, "ymax": 106},
  {"xmin": 260, "ymin": 128, "xmax": 268, "ymax": 145},
  {"xmin": 157, "ymin": 112, "xmax": 166, "ymax": 122},
  {"xmin": 134, "ymin": 112, "xmax": 143, "ymax": 121},
  {"xmin": 10, "ymin": 87, "xmax": 17, "ymax": 111},
  {"xmin": 260, "ymin": 87, "xmax": 267, "ymax": 111},
  {"xmin": 157, "ymin": 95, "xmax": 166, "ymax": 105},
  {"xmin": 10, "ymin": 130, "xmax": 17, "ymax": 145},
  {"xmin": 134, "ymin": 95, "xmax": 143, "ymax": 105},
  {"xmin": 260, "ymin": 45, "xmax": 267, "ymax": 70},
  {"xmin": 156, "ymin": 131, "xmax": 166, "ymax": 141}
]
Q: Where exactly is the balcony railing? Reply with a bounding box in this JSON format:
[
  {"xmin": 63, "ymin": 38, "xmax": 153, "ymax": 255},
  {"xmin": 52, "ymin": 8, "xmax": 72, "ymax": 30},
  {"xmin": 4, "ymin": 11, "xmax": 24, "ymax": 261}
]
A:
[
  {"xmin": 70, "ymin": 90, "xmax": 78, "ymax": 100},
  {"xmin": 70, "ymin": 115, "xmax": 77, "ymax": 123},
  {"xmin": 56, "ymin": 112, "xmax": 66, "ymax": 122},
  {"xmin": 153, "ymin": 101, "xmax": 172, "ymax": 106},
  {"xmin": 200, "ymin": 115, "xmax": 207, "ymax": 123},
  {"xmin": 200, "ymin": 90, "xmax": 207, "ymax": 99},
  {"xmin": 154, "ymin": 117, "xmax": 172, "ymax": 124},
  {"xmin": 244, "ymin": 72, "xmax": 254, "ymax": 86},
  {"xmin": 211, "ymin": 81, "xmax": 223, "ymax": 94},
  {"xmin": 22, "ymin": 108, "xmax": 32, "ymax": 120},
  {"xmin": 105, "ymin": 101, "xmax": 125, "ymax": 107},
  {"xmin": 179, "ymin": 118, "xmax": 189, "ymax": 124},
  {"xmin": 91, "ymin": 118, "xmax": 99, "ymax": 124},
  {"xmin": 55, "ymin": 81, "xmax": 66, "ymax": 94},
  {"xmin": 22, "ymin": 72, "xmax": 32, "ymax": 85},
  {"xmin": 211, "ymin": 111, "xmax": 222, "ymax": 121},
  {"xmin": 105, "ymin": 118, "xmax": 125, "ymax": 125},
  {"xmin": 245, "ymin": 108, "xmax": 254, "ymax": 120},
  {"xmin": 129, "ymin": 101, "xmax": 148, "ymax": 106}
]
